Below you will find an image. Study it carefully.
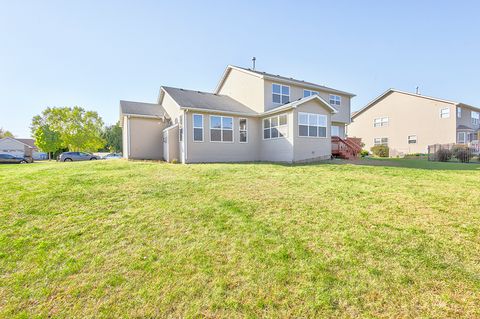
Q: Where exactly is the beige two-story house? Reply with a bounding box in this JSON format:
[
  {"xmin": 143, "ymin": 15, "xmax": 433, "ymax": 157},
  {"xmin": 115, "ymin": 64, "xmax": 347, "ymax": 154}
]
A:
[
  {"xmin": 120, "ymin": 65, "xmax": 357, "ymax": 163},
  {"xmin": 348, "ymin": 89, "xmax": 480, "ymax": 156}
]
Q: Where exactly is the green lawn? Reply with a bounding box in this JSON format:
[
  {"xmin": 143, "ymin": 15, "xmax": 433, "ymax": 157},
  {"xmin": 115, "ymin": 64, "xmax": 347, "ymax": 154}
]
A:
[{"xmin": 1, "ymin": 160, "xmax": 479, "ymax": 318}]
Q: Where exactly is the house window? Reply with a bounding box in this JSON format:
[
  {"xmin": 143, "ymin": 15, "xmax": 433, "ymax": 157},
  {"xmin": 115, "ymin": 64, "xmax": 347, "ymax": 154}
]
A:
[
  {"xmin": 329, "ymin": 95, "xmax": 341, "ymax": 106},
  {"xmin": 373, "ymin": 117, "xmax": 389, "ymax": 127},
  {"xmin": 193, "ymin": 114, "xmax": 203, "ymax": 142},
  {"xmin": 210, "ymin": 116, "xmax": 233, "ymax": 142},
  {"xmin": 471, "ymin": 111, "xmax": 479, "ymax": 125},
  {"xmin": 440, "ymin": 108, "xmax": 450, "ymax": 118},
  {"xmin": 298, "ymin": 112, "xmax": 327, "ymax": 138},
  {"xmin": 239, "ymin": 118, "xmax": 247, "ymax": 143},
  {"xmin": 263, "ymin": 114, "xmax": 288, "ymax": 139},
  {"xmin": 408, "ymin": 135, "xmax": 417, "ymax": 144},
  {"xmin": 457, "ymin": 107, "xmax": 462, "ymax": 118},
  {"xmin": 374, "ymin": 137, "xmax": 388, "ymax": 146},
  {"xmin": 179, "ymin": 115, "xmax": 183, "ymax": 142},
  {"xmin": 331, "ymin": 125, "xmax": 340, "ymax": 137},
  {"xmin": 303, "ymin": 89, "xmax": 319, "ymax": 98},
  {"xmin": 458, "ymin": 132, "xmax": 467, "ymax": 144},
  {"xmin": 272, "ymin": 84, "xmax": 290, "ymax": 104}
]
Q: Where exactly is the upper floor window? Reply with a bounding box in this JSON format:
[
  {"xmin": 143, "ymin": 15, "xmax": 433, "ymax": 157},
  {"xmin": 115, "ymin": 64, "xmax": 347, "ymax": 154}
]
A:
[
  {"xmin": 193, "ymin": 114, "xmax": 203, "ymax": 142},
  {"xmin": 457, "ymin": 107, "xmax": 462, "ymax": 118},
  {"xmin": 210, "ymin": 116, "xmax": 233, "ymax": 142},
  {"xmin": 408, "ymin": 135, "xmax": 417, "ymax": 144},
  {"xmin": 303, "ymin": 89, "xmax": 319, "ymax": 98},
  {"xmin": 374, "ymin": 117, "xmax": 389, "ymax": 127},
  {"xmin": 471, "ymin": 111, "xmax": 479, "ymax": 125},
  {"xmin": 440, "ymin": 108, "xmax": 450, "ymax": 118},
  {"xmin": 239, "ymin": 118, "xmax": 247, "ymax": 143},
  {"xmin": 329, "ymin": 94, "xmax": 341, "ymax": 106},
  {"xmin": 263, "ymin": 114, "xmax": 287, "ymax": 139},
  {"xmin": 374, "ymin": 137, "xmax": 388, "ymax": 146},
  {"xmin": 272, "ymin": 84, "xmax": 290, "ymax": 104},
  {"xmin": 298, "ymin": 112, "xmax": 327, "ymax": 138}
]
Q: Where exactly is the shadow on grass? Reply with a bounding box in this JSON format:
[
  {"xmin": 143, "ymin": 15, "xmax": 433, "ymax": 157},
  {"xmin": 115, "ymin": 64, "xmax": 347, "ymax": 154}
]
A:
[{"xmin": 326, "ymin": 158, "xmax": 480, "ymax": 171}]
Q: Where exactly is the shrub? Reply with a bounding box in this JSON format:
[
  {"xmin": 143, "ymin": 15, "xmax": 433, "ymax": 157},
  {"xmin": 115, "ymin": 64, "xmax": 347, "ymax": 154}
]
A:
[
  {"xmin": 370, "ymin": 145, "xmax": 389, "ymax": 157},
  {"xmin": 455, "ymin": 148, "xmax": 473, "ymax": 163},
  {"xmin": 360, "ymin": 150, "xmax": 369, "ymax": 157},
  {"xmin": 435, "ymin": 149, "xmax": 452, "ymax": 162}
]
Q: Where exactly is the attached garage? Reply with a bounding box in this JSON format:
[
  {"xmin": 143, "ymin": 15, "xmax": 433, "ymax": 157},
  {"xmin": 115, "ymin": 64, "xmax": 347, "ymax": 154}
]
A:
[{"xmin": 0, "ymin": 137, "xmax": 35, "ymax": 161}]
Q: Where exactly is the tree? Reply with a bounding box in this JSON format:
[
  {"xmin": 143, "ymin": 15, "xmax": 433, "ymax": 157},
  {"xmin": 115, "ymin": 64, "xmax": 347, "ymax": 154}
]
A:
[
  {"xmin": 32, "ymin": 125, "xmax": 62, "ymax": 159},
  {"xmin": 102, "ymin": 122, "xmax": 122, "ymax": 152},
  {"xmin": 0, "ymin": 127, "xmax": 14, "ymax": 138},
  {"xmin": 31, "ymin": 106, "xmax": 106, "ymax": 153}
]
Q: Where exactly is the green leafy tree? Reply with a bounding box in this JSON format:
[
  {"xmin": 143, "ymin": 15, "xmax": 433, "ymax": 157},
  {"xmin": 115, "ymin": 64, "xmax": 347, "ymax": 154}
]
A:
[
  {"xmin": 0, "ymin": 127, "xmax": 14, "ymax": 138},
  {"xmin": 32, "ymin": 124, "xmax": 62, "ymax": 159},
  {"xmin": 102, "ymin": 122, "xmax": 122, "ymax": 152}
]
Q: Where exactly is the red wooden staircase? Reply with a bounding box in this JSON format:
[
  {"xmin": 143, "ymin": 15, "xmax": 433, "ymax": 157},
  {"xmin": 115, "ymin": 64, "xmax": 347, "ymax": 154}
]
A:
[{"xmin": 331, "ymin": 136, "xmax": 362, "ymax": 159}]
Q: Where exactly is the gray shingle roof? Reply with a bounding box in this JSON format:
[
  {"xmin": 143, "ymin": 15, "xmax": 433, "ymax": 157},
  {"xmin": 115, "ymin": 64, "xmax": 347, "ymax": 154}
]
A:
[
  {"xmin": 162, "ymin": 86, "xmax": 258, "ymax": 115},
  {"xmin": 120, "ymin": 100, "xmax": 166, "ymax": 117},
  {"xmin": 231, "ymin": 65, "xmax": 355, "ymax": 97}
]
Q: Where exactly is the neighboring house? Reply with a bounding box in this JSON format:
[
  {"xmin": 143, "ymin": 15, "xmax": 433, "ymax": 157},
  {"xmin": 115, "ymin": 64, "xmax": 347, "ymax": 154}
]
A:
[
  {"xmin": 348, "ymin": 89, "xmax": 480, "ymax": 156},
  {"xmin": 0, "ymin": 137, "xmax": 37, "ymax": 160},
  {"xmin": 120, "ymin": 65, "xmax": 358, "ymax": 163}
]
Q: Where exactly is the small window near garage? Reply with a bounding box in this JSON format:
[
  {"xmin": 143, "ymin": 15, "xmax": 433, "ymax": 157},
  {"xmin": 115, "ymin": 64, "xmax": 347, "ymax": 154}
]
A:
[
  {"xmin": 329, "ymin": 94, "xmax": 341, "ymax": 106},
  {"xmin": 272, "ymin": 84, "xmax": 290, "ymax": 104},
  {"xmin": 263, "ymin": 114, "xmax": 288, "ymax": 139},
  {"xmin": 210, "ymin": 116, "xmax": 233, "ymax": 142},
  {"xmin": 373, "ymin": 117, "xmax": 389, "ymax": 127},
  {"xmin": 303, "ymin": 89, "xmax": 319, "ymax": 98},
  {"xmin": 374, "ymin": 137, "xmax": 388, "ymax": 146},
  {"xmin": 193, "ymin": 114, "xmax": 203, "ymax": 142},
  {"xmin": 408, "ymin": 135, "xmax": 417, "ymax": 144},
  {"xmin": 239, "ymin": 118, "xmax": 247, "ymax": 143},
  {"xmin": 457, "ymin": 107, "xmax": 462, "ymax": 118},
  {"xmin": 298, "ymin": 112, "xmax": 327, "ymax": 138},
  {"xmin": 471, "ymin": 111, "xmax": 479, "ymax": 125},
  {"xmin": 440, "ymin": 108, "xmax": 450, "ymax": 118}
]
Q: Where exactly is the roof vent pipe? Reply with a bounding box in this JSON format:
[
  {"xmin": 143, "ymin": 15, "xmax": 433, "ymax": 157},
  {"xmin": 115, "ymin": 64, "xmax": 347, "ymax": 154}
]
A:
[
  {"xmin": 416, "ymin": 86, "xmax": 420, "ymax": 95},
  {"xmin": 252, "ymin": 57, "xmax": 256, "ymax": 70}
]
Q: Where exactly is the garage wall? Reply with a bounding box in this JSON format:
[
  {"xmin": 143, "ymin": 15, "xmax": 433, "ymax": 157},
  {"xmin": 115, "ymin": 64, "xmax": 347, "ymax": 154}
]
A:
[
  {"xmin": 0, "ymin": 138, "xmax": 28, "ymax": 157},
  {"xmin": 128, "ymin": 117, "xmax": 169, "ymax": 160}
]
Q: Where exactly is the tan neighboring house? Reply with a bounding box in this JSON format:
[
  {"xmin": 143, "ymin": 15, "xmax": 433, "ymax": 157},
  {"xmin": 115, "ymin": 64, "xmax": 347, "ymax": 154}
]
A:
[
  {"xmin": 348, "ymin": 89, "xmax": 480, "ymax": 156},
  {"xmin": 120, "ymin": 65, "xmax": 358, "ymax": 163},
  {"xmin": 0, "ymin": 137, "xmax": 38, "ymax": 161}
]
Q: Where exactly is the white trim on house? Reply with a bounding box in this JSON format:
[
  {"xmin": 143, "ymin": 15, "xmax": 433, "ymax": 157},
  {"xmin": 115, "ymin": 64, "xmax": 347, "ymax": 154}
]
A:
[
  {"xmin": 298, "ymin": 112, "xmax": 328, "ymax": 139},
  {"xmin": 263, "ymin": 114, "xmax": 288, "ymax": 140},
  {"xmin": 239, "ymin": 118, "xmax": 248, "ymax": 143},
  {"xmin": 209, "ymin": 115, "xmax": 234, "ymax": 143},
  {"xmin": 272, "ymin": 83, "xmax": 290, "ymax": 104},
  {"xmin": 192, "ymin": 114, "xmax": 204, "ymax": 142}
]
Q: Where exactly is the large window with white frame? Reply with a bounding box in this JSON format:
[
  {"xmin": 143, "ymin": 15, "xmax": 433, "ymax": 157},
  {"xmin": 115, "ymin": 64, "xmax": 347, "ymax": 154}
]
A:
[
  {"xmin": 193, "ymin": 114, "xmax": 203, "ymax": 142},
  {"xmin": 272, "ymin": 84, "xmax": 290, "ymax": 104},
  {"xmin": 408, "ymin": 135, "xmax": 417, "ymax": 144},
  {"xmin": 471, "ymin": 111, "xmax": 479, "ymax": 125},
  {"xmin": 374, "ymin": 137, "xmax": 388, "ymax": 146},
  {"xmin": 303, "ymin": 89, "xmax": 319, "ymax": 98},
  {"xmin": 440, "ymin": 108, "xmax": 450, "ymax": 118},
  {"xmin": 329, "ymin": 94, "xmax": 341, "ymax": 106},
  {"xmin": 239, "ymin": 118, "xmax": 247, "ymax": 143},
  {"xmin": 210, "ymin": 115, "xmax": 233, "ymax": 142},
  {"xmin": 263, "ymin": 114, "xmax": 287, "ymax": 139},
  {"xmin": 374, "ymin": 117, "xmax": 389, "ymax": 127},
  {"xmin": 298, "ymin": 112, "xmax": 327, "ymax": 138},
  {"xmin": 457, "ymin": 132, "xmax": 467, "ymax": 144}
]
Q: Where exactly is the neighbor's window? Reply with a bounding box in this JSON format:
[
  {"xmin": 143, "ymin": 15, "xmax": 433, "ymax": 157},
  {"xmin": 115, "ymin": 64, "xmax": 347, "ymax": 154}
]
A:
[
  {"xmin": 440, "ymin": 108, "xmax": 450, "ymax": 118},
  {"xmin": 329, "ymin": 94, "xmax": 341, "ymax": 106},
  {"xmin": 303, "ymin": 89, "xmax": 319, "ymax": 98},
  {"xmin": 374, "ymin": 117, "xmax": 389, "ymax": 127},
  {"xmin": 471, "ymin": 111, "xmax": 479, "ymax": 125},
  {"xmin": 298, "ymin": 112, "xmax": 327, "ymax": 138},
  {"xmin": 272, "ymin": 84, "xmax": 290, "ymax": 104},
  {"xmin": 457, "ymin": 107, "xmax": 462, "ymax": 118},
  {"xmin": 374, "ymin": 137, "xmax": 388, "ymax": 146},
  {"xmin": 210, "ymin": 116, "xmax": 233, "ymax": 142},
  {"xmin": 239, "ymin": 118, "xmax": 247, "ymax": 143},
  {"xmin": 179, "ymin": 115, "xmax": 183, "ymax": 142},
  {"xmin": 331, "ymin": 125, "xmax": 340, "ymax": 137},
  {"xmin": 263, "ymin": 114, "xmax": 288, "ymax": 139},
  {"xmin": 457, "ymin": 132, "xmax": 467, "ymax": 144},
  {"xmin": 193, "ymin": 114, "xmax": 203, "ymax": 142},
  {"xmin": 408, "ymin": 135, "xmax": 417, "ymax": 144}
]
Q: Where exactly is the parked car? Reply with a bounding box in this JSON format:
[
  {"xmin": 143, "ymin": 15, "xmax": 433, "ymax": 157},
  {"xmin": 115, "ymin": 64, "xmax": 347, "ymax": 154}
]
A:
[
  {"xmin": 0, "ymin": 153, "xmax": 29, "ymax": 164},
  {"xmin": 103, "ymin": 153, "xmax": 122, "ymax": 160},
  {"xmin": 58, "ymin": 152, "xmax": 98, "ymax": 162}
]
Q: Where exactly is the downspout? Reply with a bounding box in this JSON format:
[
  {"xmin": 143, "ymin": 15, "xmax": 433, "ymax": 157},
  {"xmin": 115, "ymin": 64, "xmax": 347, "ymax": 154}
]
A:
[
  {"xmin": 127, "ymin": 115, "xmax": 131, "ymax": 158},
  {"xmin": 184, "ymin": 109, "xmax": 188, "ymax": 164}
]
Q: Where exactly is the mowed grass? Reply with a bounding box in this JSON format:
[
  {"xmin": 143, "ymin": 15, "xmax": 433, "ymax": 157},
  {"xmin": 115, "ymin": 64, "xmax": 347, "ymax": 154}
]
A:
[{"xmin": 1, "ymin": 160, "xmax": 480, "ymax": 318}]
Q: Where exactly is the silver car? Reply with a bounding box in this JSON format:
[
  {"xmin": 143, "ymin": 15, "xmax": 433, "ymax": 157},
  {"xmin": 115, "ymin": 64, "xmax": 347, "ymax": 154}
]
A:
[{"xmin": 58, "ymin": 152, "xmax": 98, "ymax": 162}]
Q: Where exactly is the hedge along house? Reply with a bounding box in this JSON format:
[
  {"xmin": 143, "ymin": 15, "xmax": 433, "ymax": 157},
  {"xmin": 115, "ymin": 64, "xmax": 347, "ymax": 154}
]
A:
[{"xmin": 119, "ymin": 65, "xmax": 358, "ymax": 163}]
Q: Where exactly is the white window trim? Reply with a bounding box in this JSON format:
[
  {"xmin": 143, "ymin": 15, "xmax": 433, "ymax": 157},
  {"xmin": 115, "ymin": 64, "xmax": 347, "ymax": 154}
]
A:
[
  {"xmin": 263, "ymin": 114, "xmax": 288, "ymax": 140},
  {"xmin": 458, "ymin": 132, "xmax": 467, "ymax": 144},
  {"xmin": 303, "ymin": 89, "xmax": 319, "ymax": 98},
  {"xmin": 192, "ymin": 114, "xmax": 204, "ymax": 142},
  {"xmin": 239, "ymin": 118, "xmax": 248, "ymax": 143},
  {"xmin": 373, "ymin": 117, "xmax": 389, "ymax": 127},
  {"xmin": 408, "ymin": 135, "xmax": 417, "ymax": 144},
  {"xmin": 440, "ymin": 108, "xmax": 450, "ymax": 118},
  {"xmin": 329, "ymin": 94, "xmax": 341, "ymax": 106},
  {"xmin": 374, "ymin": 137, "xmax": 389, "ymax": 146},
  {"xmin": 272, "ymin": 83, "xmax": 290, "ymax": 104},
  {"xmin": 298, "ymin": 112, "xmax": 328, "ymax": 139},
  {"xmin": 471, "ymin": 111, "xmax": 479, "ymax": 125},
  {"xmin": 457, "ymin": 107, "xmax": 462, "ymax": 118},
  {"xmin": 209, "ymin": 115, "xmax": 234, "ymax": 143}
]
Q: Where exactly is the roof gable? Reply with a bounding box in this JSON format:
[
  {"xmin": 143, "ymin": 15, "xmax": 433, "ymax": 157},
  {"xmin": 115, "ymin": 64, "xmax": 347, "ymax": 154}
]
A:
[
  {"xmin": 263, "ymin": 95, "xmax": 338, "ymax": 116},
  {"xmin": 0, "ymin": 137, "xmax": 35, "ymax": 149}
]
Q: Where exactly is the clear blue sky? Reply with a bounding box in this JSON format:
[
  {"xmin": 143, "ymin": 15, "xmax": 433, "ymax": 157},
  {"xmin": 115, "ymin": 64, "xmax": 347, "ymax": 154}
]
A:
[{"xmin": 1, "ymin": 0, "xmax": 479, "ymax": 137}]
